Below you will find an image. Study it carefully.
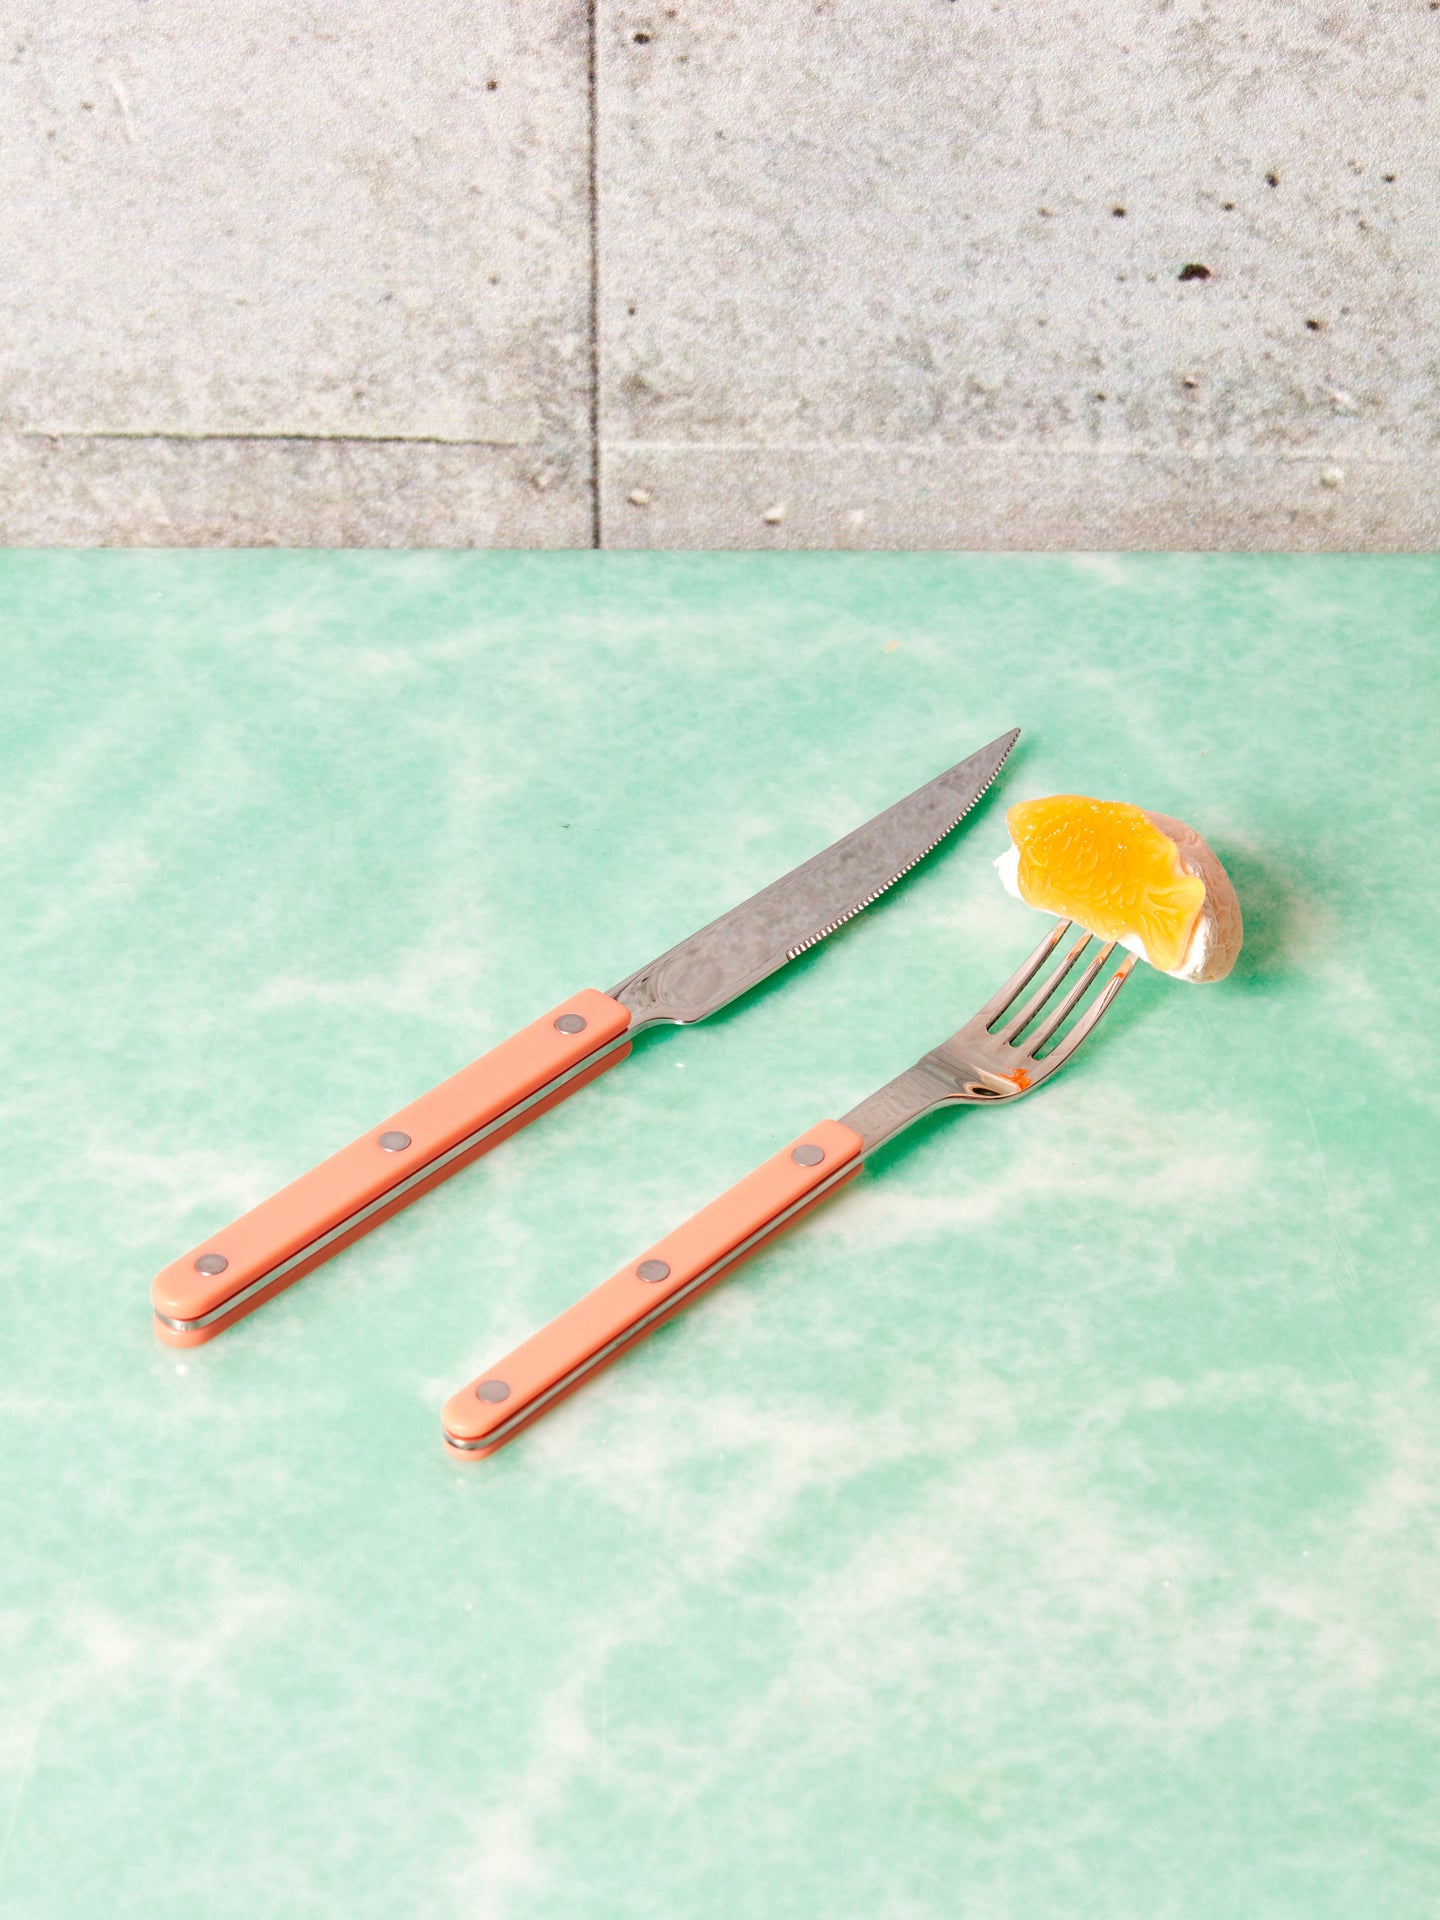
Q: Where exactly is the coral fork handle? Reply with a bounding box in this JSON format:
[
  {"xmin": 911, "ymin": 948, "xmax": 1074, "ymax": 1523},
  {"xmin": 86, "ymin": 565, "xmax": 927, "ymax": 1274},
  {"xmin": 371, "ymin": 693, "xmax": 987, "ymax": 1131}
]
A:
[
  {"xmin": 151, "ymin": 990, "xmax": 633, "ymax": 1345},
  {"xmin": 442, "ymin": 1118, "xmax": 864, "ymax": 1457}
]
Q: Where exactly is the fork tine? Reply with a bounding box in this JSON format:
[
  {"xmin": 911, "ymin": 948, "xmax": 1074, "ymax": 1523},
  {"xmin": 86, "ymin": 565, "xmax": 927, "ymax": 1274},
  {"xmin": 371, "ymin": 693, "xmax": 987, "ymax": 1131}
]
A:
[
  {"xmin": 971, "ymin": 920, "xmax": 1071, "ymax": 1029},
  {"xmin": 1036, "ymin": 952, "xmax": 1136, "ymax": 1072},
  {"xmin": 993, "ymin": 929, "xmax": 1094, "ymax": 1044},
  {"xmin": 1023, "ymin": 938, "xmax": 1116, "ymax": 1055}
]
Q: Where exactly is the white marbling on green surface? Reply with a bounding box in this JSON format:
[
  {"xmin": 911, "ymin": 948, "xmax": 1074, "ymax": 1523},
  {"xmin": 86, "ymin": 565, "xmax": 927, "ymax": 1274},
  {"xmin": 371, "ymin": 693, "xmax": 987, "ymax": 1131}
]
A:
[{"xmin": 0, "ymin": 553, "xmax": 1435, "ymax": 1916}]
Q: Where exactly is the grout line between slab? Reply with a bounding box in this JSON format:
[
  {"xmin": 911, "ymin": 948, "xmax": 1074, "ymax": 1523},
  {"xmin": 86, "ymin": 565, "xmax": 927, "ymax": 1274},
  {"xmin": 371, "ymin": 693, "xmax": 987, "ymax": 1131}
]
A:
[
  {"xmin": 598, "ymin": 441, "xmax": 1424, "ymax": 463},
  {"xmin": 16, "ymin": 431, "xmax": 532, "ymax": 449},
  {"xmin": 587, "ymin": 0, "xmax": 602, "ymax": 549}
]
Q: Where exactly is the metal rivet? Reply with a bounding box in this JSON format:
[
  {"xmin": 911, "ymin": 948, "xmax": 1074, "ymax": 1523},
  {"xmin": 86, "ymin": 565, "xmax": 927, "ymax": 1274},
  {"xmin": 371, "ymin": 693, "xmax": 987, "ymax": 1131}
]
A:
[
  {"xmin": 194, "ymin": 1253, "xmax": 228, "ymax": 1275},
  {"xmin": 378, "ymin": 1131, "xmax": 411, "ymax": 1152},
  {"xmin": 555, "ymin": 1013, "xmax": 588, "ymax": 1034},
  {"xmin": 636, "ymin": 1259, "xmax": 670, "ymax": 1283},
  {"xmin": 476, "ymin": 1379, "xmax": 511, "ymax": 1403},
  {"xmin": 791, "ymin": 1143, "xmax": 825, "ymax": 1166}
]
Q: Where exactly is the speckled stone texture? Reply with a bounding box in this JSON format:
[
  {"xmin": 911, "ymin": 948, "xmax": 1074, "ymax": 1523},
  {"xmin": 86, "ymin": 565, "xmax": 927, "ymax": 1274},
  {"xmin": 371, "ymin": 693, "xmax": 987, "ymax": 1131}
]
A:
[
  {"xmin": 0, "ymin": 2, "xmax": 594, "ymax": 544},
  {"xmin": 2, "ymin": 4, "xmax": 1436, "ymax": 546},
  {"xmin": 0, "ymin": 553, "xmax": 1435, "ymax": 1917},
  {"xmin": 601, "ymin": 2, "xmax": 1440, "ymax": 549}
]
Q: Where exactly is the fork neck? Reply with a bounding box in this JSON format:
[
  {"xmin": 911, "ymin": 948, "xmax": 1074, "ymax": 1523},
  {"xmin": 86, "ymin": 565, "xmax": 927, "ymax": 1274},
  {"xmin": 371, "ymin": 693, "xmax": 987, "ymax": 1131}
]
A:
[{"xmin": 840, "ymin": 1048, "xmax": 1017, "ymax": 1155}]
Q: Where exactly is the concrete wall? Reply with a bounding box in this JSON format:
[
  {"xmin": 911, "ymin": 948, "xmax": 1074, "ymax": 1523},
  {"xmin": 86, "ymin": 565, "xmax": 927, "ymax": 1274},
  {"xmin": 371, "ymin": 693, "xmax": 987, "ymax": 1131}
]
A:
[{"xmin": 2, "ymin": 2, "xmax": 1435, "ymax": 548}]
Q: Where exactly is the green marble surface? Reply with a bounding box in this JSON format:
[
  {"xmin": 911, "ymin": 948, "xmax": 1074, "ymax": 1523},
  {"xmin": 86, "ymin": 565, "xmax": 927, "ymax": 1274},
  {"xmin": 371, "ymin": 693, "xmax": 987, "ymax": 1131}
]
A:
[{"xmin": 1, "ymin": 553, "xmax": 1436, "ymax": 1918}]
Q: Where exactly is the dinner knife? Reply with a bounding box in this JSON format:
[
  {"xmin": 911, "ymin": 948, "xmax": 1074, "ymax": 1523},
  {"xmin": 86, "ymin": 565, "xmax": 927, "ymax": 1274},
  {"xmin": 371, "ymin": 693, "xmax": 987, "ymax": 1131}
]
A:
[{"xmin": 152, "ymin": 727, "xmax": 1018, "ymax": 1344}]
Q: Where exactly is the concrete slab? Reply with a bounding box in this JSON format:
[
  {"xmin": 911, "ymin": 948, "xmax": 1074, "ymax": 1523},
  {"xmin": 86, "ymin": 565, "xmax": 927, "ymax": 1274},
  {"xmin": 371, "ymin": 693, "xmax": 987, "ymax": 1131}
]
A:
[
  {"xmin": 0, "ymin": 2, "xmax": 592, "ymax": 545},
  {"xmin": 0, "ymin": 434, "xmax": 580, "ymax": 546},
  {"xmin": 4, "ymin": 3, "xmax": 1435, "ymax": 548},
  {"xmin": 603, "ymin": 447, "xmax": 1440, "ymax": 551},
  {"xmin": 599, "ymin": 1, "xmax": 1440, "ymax": 550}
]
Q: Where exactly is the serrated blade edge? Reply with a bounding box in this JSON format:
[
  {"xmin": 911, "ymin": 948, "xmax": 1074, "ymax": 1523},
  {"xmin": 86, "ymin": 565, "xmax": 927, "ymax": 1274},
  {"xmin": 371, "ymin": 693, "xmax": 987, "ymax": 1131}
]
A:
[{"xmin": 611, "ymin": 727, "xmax": 1020, "ymax": 1026}]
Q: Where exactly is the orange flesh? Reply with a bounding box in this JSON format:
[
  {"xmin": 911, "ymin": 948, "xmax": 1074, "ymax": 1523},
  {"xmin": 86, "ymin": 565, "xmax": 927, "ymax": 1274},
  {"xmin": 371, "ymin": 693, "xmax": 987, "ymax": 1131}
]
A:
[{"xmin": 1006, "ymin": 795, "xmax": 1206, "ymax": 973}]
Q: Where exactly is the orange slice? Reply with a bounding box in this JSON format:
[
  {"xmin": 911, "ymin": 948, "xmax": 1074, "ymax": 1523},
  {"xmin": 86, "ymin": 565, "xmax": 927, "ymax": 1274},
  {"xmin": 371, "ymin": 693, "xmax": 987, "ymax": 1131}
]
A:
[{"xmin": 1005, "ymin": 795, "xmax": 1207, "ymax": 973}]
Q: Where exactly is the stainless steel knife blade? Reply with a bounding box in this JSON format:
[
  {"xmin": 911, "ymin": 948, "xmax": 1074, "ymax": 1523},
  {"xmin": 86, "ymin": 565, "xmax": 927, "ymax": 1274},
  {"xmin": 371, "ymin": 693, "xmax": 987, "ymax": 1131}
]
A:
[{"xmin": 610, "ymin": 727, "xmax": 1020, "ymax": 1027}]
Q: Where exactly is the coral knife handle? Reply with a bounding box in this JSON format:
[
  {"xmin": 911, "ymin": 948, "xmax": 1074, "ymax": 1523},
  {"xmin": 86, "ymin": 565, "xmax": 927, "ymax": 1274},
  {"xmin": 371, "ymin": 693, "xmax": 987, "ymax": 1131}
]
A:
[
  {"xmin": 152, "ymin": 990, "xmax": 633, "ymax": 1345},
  {"xmin": 442, "ymin": 1118, "xmax": 865, "ymax": 1457}
]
